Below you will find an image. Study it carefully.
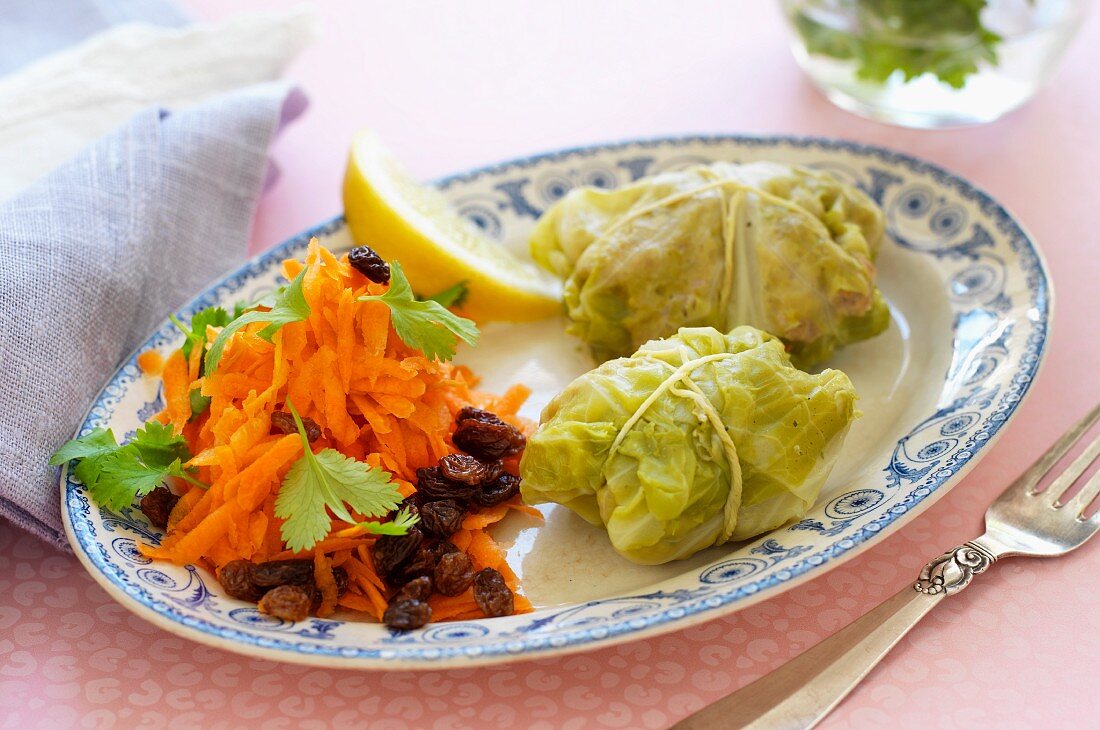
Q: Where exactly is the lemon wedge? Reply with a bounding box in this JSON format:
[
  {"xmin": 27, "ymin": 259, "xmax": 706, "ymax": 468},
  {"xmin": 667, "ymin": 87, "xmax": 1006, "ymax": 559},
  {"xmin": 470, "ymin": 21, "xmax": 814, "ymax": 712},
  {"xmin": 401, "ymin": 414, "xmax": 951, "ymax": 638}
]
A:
[{"xmin": 342, "ymin": 131, "xmax": 561, "ymax": 322}]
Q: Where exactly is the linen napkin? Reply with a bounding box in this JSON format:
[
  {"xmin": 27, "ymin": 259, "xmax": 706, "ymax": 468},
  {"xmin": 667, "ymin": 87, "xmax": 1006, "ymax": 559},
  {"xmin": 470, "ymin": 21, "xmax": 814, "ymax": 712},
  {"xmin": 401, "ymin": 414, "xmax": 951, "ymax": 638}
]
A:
[
  {"xmin": 0, "ymin": 0, "xmax": 187, "ymax": 75},
  {"xmin": 0, "ymin": 8, "xmax": 315, "ymax": 549},
  {"xmin": 0, "ymin": 7, "xmax": 317, "ymax": 202}
]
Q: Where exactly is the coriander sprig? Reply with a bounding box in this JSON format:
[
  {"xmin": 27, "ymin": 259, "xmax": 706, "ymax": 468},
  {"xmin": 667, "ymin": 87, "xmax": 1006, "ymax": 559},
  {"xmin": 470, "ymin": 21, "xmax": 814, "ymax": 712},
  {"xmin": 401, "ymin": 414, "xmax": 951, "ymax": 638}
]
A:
[
  {"xmin": 273, "ymin": 402, "xmax": 413, "ymax": 552},
  {"xmin": 169, "ymin": 306, "xmax": 231, "ymax": 361},
  {"xmin": 169, "ymin": 305, "xmax": 233, "ymax": 417},
  {"xmin": 423, "ymin": 280, "xmax": 468, "ymax": 308},
  {"xmin": 359, "ymin": 262, "xmax": 478, "ymax": 361},
  {"xmin": 204, "ymin": 267, "xmax": 311, "ymax": 376},
  {"xmin": 50, "ymin": 422, "xmax": 205, "ymax": 511}
]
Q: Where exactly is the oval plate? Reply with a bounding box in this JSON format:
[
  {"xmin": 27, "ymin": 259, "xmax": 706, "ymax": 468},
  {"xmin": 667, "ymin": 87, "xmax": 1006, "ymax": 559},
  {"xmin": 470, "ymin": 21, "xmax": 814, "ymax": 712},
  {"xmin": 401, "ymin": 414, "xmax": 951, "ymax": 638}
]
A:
[{"xmin": 61, "ymin": 135, "xmax": 1051, "ymax": 668}]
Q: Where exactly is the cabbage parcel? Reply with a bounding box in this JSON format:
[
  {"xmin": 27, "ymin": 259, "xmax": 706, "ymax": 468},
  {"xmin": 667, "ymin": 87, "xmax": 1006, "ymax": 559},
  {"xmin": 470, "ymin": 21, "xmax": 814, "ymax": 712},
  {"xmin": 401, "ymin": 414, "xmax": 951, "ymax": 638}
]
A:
[
  {"xmin": 530, "ymin": 162, "xmax": 890, "ymax": 368},
  {"xmin": 519, "ymin": 326, "xmax": 857, "ymax": 564}
]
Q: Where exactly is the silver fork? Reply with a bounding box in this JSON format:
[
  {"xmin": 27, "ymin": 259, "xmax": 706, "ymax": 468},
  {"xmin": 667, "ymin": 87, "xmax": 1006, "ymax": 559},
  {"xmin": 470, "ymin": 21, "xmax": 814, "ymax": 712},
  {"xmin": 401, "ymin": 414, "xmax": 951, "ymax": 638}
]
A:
[{"xmin": 674, "ymin": 403, "xmax": 1100, "ymax": 730}]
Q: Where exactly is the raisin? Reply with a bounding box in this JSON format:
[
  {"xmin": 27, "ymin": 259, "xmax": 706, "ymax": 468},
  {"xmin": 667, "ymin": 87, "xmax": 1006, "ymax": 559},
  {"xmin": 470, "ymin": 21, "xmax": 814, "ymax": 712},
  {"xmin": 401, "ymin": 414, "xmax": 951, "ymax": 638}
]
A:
[
  {"xmin": 139, "ymin": 486, "xmax": 179, "ymax": 529},
  {"xmin": 433, "ymin": 551, "xmax": 475, "ymax": 597},
  {"xmin": 371, "ymin": 527, "xmax": 424, "ymax": 581},
  {"xmin": 258, "ymin": 584, "xmax": 312, "ymax": 622},
  {"xmin": 270, "ymin": 410, "xmax": 322, "ymax": 442},
  {"xmin": 391, "ymin": 496, "xmax": 420, "ymax": 521},
  {"xmin": 396, "ymin": 539, "xmax": 459, "ymax": 583},
  {"xmin": 419, "ymin": 499, "xmax": 467, "ymax": 537},
  {"xmin": 383, "ymin": 599, "xmax": 431, "ymax": 630},
  {"xmin": 456, "ymin": 406, "xmax": 505, "ymax": 425},
  {"xmin": 438, "ymin": 453, "xmax": 503, "ymax": 486},
  {"xmin": 475, "ymin": 473, "xmax": 522, "ymax": 507},
  {"xmin": 218, "ymin": 560, "xmax": 264, "ymax": 602},
  {"xmin": 348, "ymin": 245, "xmax": 391, "ymax": 284},
  {"xmin": 473, "ymin": 567, "xmax": 514, "ymax": 617},
  {"xmin": 453, "ymin": 419, "xmax": 525, "ymax": 460},
  {"xmin": 425, "ymin": 539, "xmax": 461, "ymax": 565},
  {"xmin": 393, "ymin": 575, "xmax": 433, "ymax": 602},
  {"xmin": 333, "ymin": 567, "xmax": 349, "ymax": 597},
  {"xmin": 416, "ymin": 466, "xmax": 477, "ymax": 502},
  {"xmin": 251, "ymin": 559, "xmax": 315, "ymax": 588}
]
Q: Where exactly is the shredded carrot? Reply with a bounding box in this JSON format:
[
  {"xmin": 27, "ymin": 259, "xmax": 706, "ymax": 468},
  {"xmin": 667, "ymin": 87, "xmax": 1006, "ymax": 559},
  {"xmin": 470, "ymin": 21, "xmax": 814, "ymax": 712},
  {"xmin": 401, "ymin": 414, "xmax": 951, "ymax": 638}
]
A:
[
  {"xmin": 268, "ymin": 537, "xmax": 374, "ymax": 561},
  {"xmin": 509, "ymin": 502, "xmax": 544, "ymax": 520},
  {"xmin": 451, "ymin": 529, "xmax": 473, "ymax": 553},
  {"xmin": 467, "ymin": 529, "xmax": 506, "ymax": 571},
  {"xmin": 137, "ymin": 350, "xmax": 165, "ymax": 376},
  {"xmin": 142, "ymin": 239, "xmax": 535, "ymax": 626},
  {"xmin": 314, "ymin": 553, "xmax": 338, "ymax": 618},
  {"xmin": 461, "ymin": 503, "xmax": 511, "ymax": 531},
  {"xmin": 337, "ymin": 592, "xmax": 378, "ymax": 614},
  {"xmin": 161, "ymin": 350, "xmax": 191, "ymax": 433}
]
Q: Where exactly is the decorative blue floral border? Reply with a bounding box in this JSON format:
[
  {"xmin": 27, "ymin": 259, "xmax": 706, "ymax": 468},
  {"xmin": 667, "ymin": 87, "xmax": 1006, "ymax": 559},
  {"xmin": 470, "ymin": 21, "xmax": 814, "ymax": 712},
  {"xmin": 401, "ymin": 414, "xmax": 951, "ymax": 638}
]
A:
[{"xmin": 62, "ymin": 134, "xmax": 1050, "ymax": 664}]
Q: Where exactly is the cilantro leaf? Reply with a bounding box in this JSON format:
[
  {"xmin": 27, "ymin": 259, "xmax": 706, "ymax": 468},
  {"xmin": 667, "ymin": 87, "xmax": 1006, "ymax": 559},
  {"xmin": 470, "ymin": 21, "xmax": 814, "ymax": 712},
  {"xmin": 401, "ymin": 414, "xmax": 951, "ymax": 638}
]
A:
[
  {"xmin": 205, "ymin": 267, "xmax": 311, "ymax": 376},
  {"xmin": 94, "ymin": 452, "xmax": 187, "ymax": 511},
  {"xmin": 50, "ymin": 424, "xmax": 204, "ymax": 512},
  {"xmin": 359, "ymin": 262, "xmax": 479, "ymax": 362},
  {"xmin": 189, "ymin": 389, "xmax": 211, "ymax": 418},
  {"xmin": 131, "ymin": 421, "xmax": 191, "ymax": 468},
  {"xmin": 794, "ymin": 0, "xmax": 1001, "ymax": 89},
  {"xmin": 49, "ymin": 428, "xmax": 118, "ymax": 466},
  {"xmin": 170, "ymin": 306, "xmax": 231, "ymax": 360},
  {"xmin": 356, "ymin": 506, "xmax": 419, "ymax": 536},
  {"xmin": 74, "ymin": 457, "xmax": 110, "ymax": 493},
  {"xmin": 168, "ymin": 306, "xmax": 231, "ymax": 419},
  {"xmin": 423, "ymin": 281, "xmax": 468, "ymax": 309},
  {"xmin": 170, "ymin": 307, "xmax": 229, "ymax": 363},
  {"xmin": 274, "ymin": 402, "xmax": 404, "ymax": 552}
]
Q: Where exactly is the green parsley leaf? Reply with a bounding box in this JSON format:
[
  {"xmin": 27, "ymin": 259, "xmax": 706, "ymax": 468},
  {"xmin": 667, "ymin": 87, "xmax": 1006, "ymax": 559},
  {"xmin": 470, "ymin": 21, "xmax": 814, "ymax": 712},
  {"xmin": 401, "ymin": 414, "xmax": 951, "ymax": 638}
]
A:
[
  {"xmin": 93, "ymin": 452, "xmax": 188, "ymax": 511},
  {"xmin": 189, "ymin": 389, "xmax": 212, "ymax": 419},
  {"xmin": 170, "ymin": 306, "xmax": 231, "ymax": 360},
  {"xmin": 359, "ymin": 262, "xmax": 479, "ymax": 362},
  {"xmin": 356, "ymin": 505, "xmax": 420, "ymax": 536},
  {"xmin": 74, "ymin": 457, "xmax": 109, "ymax": 493},
  {"xmin": 50, "ymin": 424, "xmax": 204, "ymax": 512},
  {"xmin": 168, "ymin": 306, "xmax": 231, "ymax": 418},
  {"xmin": 49, "ymin": 428, "xmax": 118, "ymax": 466},
  {"xmin": 423, "ymin": 281, "xmax": 469, "ymax": 309},
  {"xmin": 130, "ymin": 421, "xmax": 191, "ymax": 468},
  {"xmin": 205, "ymin": 267, "xmax": 311, "ymax": 376},
  {"xmin": 794, "ymin": 0, "xmax": 1002, "ymax": 89},
  {"xmin": 274, "ymin": 402, "xmax": 405, "ymax": 552}
]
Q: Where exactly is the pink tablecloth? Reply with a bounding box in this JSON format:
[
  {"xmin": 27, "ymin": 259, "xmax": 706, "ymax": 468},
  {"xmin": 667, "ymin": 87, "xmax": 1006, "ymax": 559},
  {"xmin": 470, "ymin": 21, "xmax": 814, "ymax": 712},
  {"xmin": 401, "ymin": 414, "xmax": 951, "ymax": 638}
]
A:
[{"xmin": 4, "ymin": 2, "xmax": 1100, "ymax": 727}]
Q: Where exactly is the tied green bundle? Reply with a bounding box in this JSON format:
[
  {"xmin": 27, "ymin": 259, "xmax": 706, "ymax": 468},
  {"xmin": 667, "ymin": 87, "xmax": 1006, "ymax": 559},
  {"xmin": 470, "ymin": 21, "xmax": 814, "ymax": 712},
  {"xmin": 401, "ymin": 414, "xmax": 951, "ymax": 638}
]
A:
[
  {"xmin": 519, "ymin": 326, "xmax": 858, "ymax": 564},
  {"xmin": 531, "ymin": 161, "xmax": 889, "ymax": 368}
]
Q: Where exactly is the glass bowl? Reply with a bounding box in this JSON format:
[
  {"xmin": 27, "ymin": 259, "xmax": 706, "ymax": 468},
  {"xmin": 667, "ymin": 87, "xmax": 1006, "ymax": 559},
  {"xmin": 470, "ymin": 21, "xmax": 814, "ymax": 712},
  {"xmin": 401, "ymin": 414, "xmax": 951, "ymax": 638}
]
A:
[{"xmin": 781, "ymin": 0, "xmax": 1087, "ymax": 128}]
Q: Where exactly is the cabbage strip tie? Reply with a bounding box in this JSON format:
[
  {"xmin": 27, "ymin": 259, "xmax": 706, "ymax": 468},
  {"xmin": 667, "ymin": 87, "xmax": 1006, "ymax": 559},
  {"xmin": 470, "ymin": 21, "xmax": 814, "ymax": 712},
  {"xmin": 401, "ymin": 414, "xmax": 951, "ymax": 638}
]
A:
[{"xmin": 606, "ymin": 352, "xmax": 743, "ymax": 543}]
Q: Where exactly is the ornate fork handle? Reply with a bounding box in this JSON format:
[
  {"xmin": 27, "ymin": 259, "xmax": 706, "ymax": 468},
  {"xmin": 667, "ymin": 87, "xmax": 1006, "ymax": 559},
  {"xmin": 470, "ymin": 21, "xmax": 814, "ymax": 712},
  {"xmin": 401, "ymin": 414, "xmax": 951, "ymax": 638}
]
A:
[
  {"xmin": 673, "ymin": 403, "xmax": 1100, "ymax": 730},
  {"xmin": 914, "ymin": 541, "xmax": 997, "ymax": 596},
  {"xmin": 672, "ymin": 540, "xmax": 1002, "ymax": 730}
]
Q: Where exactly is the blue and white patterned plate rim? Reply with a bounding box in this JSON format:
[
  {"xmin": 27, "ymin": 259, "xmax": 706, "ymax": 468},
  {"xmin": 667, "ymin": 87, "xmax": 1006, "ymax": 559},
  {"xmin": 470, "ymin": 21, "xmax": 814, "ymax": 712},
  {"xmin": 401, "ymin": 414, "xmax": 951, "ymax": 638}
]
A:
[{"xmin": 61, "ymin": 133, "xmax": 1052, "ymax": 667}]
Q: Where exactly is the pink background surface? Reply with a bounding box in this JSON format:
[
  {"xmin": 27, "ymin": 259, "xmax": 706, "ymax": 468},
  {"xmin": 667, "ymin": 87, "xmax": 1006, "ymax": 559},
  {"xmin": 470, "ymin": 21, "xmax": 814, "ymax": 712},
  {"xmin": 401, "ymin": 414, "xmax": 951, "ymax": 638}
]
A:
[{"xmin": 4, "ymin": 2, "xmax": 1100, "ymax": 728}]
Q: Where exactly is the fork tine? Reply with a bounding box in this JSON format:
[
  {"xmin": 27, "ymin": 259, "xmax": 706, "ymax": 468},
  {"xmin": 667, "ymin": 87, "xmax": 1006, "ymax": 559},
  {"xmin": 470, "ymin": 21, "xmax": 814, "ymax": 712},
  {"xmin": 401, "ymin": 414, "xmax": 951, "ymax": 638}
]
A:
[
  {"xmin": 1047, "ymin": 431, "xmax": 1100, "ymax": 506},
  {"xmin": 1007, "ymin": 402, "xmax": 1100, "ymax": 497},
  {"xmin": 1068, "ymin": 458, "xmax": 1100, "ymax": 518}
]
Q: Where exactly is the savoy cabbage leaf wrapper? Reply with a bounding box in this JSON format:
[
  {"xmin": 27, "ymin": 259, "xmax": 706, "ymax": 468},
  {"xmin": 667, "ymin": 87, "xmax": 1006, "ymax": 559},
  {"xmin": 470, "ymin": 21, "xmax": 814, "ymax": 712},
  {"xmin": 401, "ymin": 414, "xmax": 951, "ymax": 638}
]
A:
[
  {"xmin": 530, "ymin": 162, "xmax": 890, "ymax": 368},
  {"xmin": 519, "ymin": 326, "xmax": 857, "ymax": 564}
]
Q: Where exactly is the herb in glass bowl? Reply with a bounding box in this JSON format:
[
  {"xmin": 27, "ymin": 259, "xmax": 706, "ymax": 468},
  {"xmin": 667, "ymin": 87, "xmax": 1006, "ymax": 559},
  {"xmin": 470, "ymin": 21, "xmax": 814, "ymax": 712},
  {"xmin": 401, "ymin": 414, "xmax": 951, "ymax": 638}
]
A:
[
  {"xmin": 782, "ymin": 0, "xmax": 1084, "ymax": 127},
  {"xmin": 794, "ymin": 0, "xmax": 1002, "ymax": 89}
]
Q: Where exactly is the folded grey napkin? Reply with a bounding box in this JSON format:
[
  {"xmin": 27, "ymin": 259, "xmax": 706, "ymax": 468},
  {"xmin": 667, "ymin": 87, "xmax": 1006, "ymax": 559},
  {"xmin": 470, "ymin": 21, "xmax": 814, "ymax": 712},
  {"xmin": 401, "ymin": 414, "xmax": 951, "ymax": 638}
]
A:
[{"xmin": 0, "ymin": 83, "xmax": 307, "ymax": 549}]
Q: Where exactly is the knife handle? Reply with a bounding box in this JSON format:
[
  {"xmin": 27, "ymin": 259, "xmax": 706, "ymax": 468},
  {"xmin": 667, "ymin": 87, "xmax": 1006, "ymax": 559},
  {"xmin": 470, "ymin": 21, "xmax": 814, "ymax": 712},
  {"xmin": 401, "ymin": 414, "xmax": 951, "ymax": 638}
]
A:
[{"xmin": 672, "ymin": 585, "xmax": 944, "ymax": 730}]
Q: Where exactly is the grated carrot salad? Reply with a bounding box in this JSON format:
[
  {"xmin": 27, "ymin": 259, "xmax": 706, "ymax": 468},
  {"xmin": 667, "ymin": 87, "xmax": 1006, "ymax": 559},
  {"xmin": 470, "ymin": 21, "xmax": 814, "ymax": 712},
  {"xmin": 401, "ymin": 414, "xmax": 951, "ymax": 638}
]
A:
[{"xmin": 138, "ymin": 238, "xmax": 539, "ymax": 621}]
